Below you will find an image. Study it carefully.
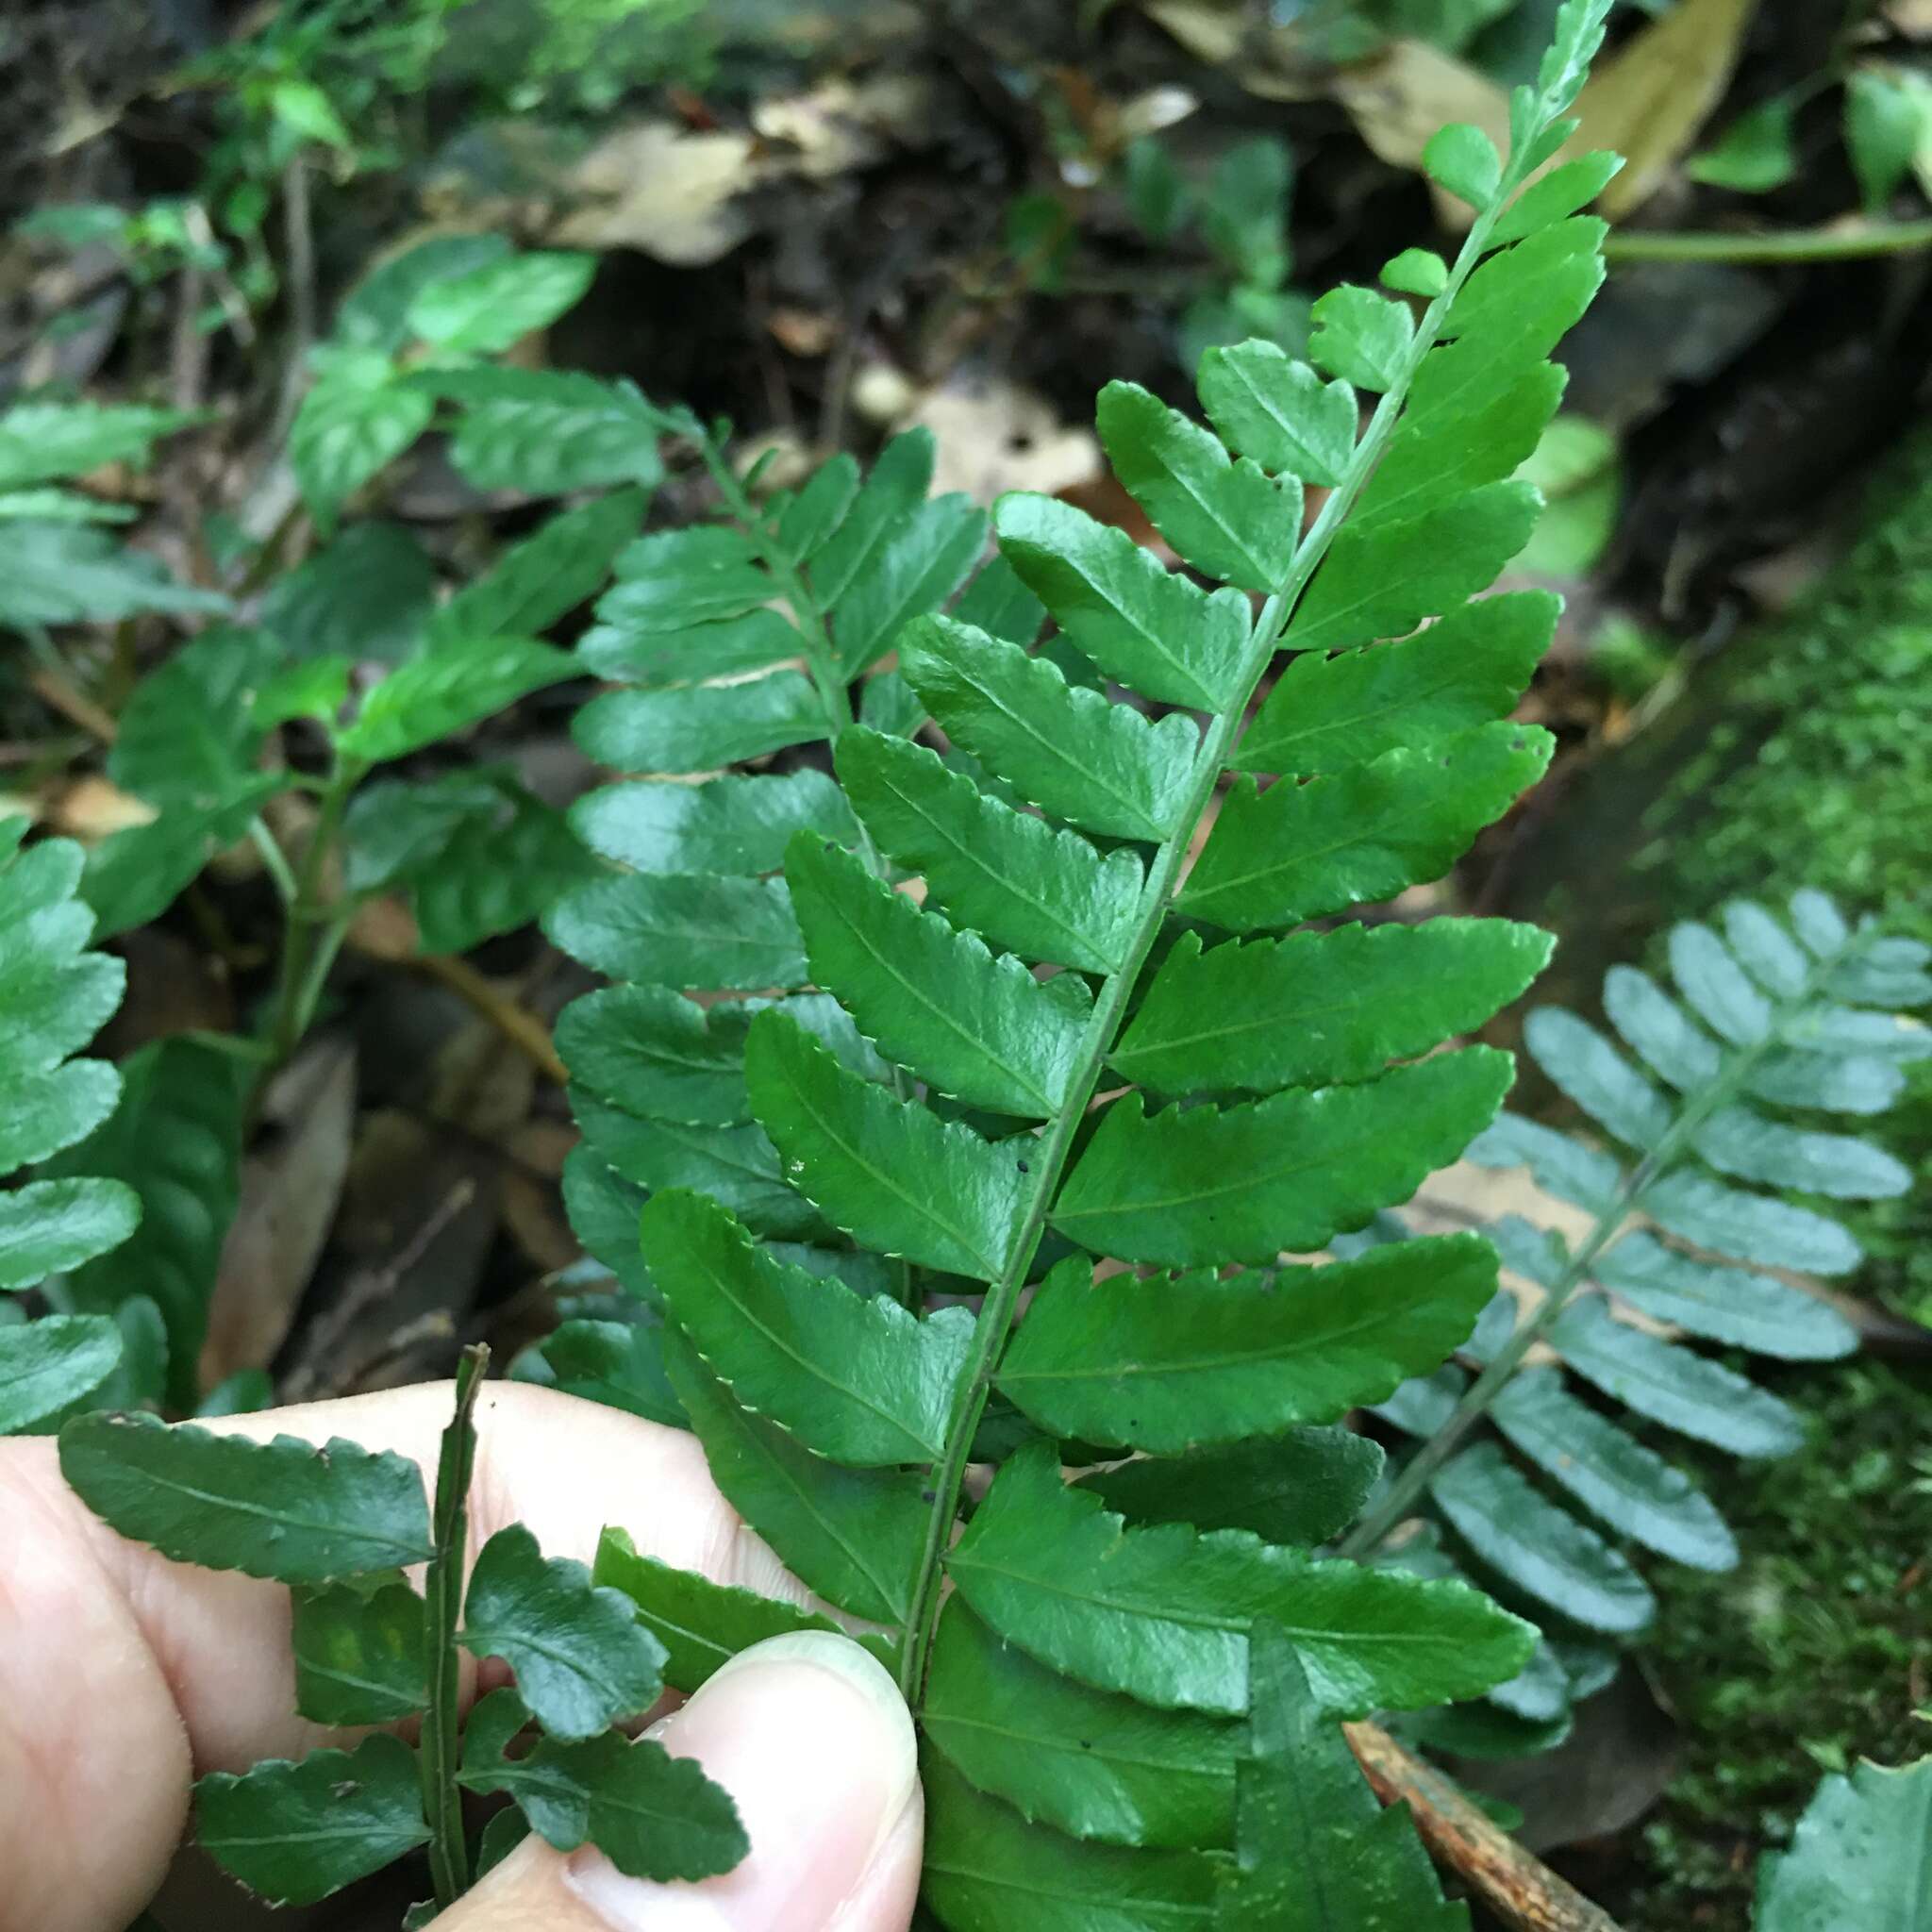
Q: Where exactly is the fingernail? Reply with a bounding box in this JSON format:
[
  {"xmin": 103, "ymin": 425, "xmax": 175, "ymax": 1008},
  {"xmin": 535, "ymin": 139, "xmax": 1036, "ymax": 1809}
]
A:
[{"xmin": 566, "ymin": 1631, "xmax": 917, "ymax": 1930}]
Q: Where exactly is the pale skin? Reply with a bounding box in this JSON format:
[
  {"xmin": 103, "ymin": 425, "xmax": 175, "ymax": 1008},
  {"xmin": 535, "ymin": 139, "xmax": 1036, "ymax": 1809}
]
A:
[{"xmin": 0, "ymin": 1382, "xmax": 924, "ymax": 1932}]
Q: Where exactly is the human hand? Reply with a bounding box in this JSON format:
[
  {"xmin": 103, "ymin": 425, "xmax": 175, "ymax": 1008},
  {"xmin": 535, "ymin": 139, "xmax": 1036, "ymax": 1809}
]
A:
[{"xmin": 0, "ymin": 1382, "xmax": 923, "ymax": 1932}]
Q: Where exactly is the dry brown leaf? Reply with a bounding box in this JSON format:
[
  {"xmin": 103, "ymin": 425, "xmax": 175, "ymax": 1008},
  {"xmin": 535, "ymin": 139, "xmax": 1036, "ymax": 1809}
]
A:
[
  {"xmin": 555, "ymin": 125, "xmax": 762, "ymax": 264},
  {"xmin": 201, "ymin": 1038, "xmax": 357, "ymax": 1387},
  {"xmin": 1331, "ymin": 41, "xmax": 1512, "ymax": 229},
  {"xmin": 903, "ymin": 375, "xmax": 1102, "ymax": 505},
  {"xmin": 1571, "ymin": 0, "xmax": 1762, "ymax": 219},
  {"xmin": 1888, "ymin": 0, "xmax": 1932, "ymax": 35},
  {"xmin": 1140, "ymin": 0, "xmax": 1325, "ymax": 101}
]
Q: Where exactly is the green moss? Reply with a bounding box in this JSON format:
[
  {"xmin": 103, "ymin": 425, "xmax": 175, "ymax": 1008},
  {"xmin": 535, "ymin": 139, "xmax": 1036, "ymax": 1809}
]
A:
[
  {"xmin": 1624, "ymin": 1359, "xmax": 1932, "ymax": 1928},
  {"xmin": 1641, "ymin": 428, "xmax": 1932, "ymax": 1317}
]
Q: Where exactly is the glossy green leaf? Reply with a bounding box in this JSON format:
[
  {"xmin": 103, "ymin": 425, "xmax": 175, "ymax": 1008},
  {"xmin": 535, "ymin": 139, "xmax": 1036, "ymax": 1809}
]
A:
[
  {"xmin": 1756, "ymin": 1754, "xmax": 1932, "ymax": 1931},
  {"xmin": 407, "ymin": 250, "xmax": 593, "ymax": 355},
  {"xmin": 1195, "ymin": 341, "xmax": 1356, "ymax": 488},
  {"xmin": 592, "ymin": 1529, "xmax": 877, "ymax": 1691},
  {"xmin": 660, "ymin": 1329, "xmax": 925, "ymax": 1624},
  {"xmin": 80, "ymin": 774, "xmax": 287, "ymax": 940},
  {"xmin": 1639, "ymin": 1169, "xmax": 1861, "ymax": 1276},
  {"xmin": 575, "ymin": 673, "xmax": 824, "ymax": 774},
  {"xmin": 557, "ymin": 985, "xmax": 751, "ymax": 1124},
  {"xmin": 427, "ymin": 488, "xmax": 644, "ymax": 648},
  {"xmin": 1056, "ymin": 1050, "xmax": 1511, "ymax": 1267},
  {"xmin": 1550, "ymin": 1298, "xmax": 1806, "ymax": 1457},
  {"xmin": 339, "ymin": 637, "xmax": 575, "ymax": 763},
  {"xmin": 1111, "ymin": 920, "xmax": 1550, "ymax": 1098},
  {"xmin": 545, "ymin": 1729, "xmax": 749, "ymax": 1882},
  {"xmin": 109, "ymin": 626, "xmax": 278, "ymax": 804},
  {"xmin": 1219, "ymin": 1623, "xmax": 1465, "ymax": 1930},
  {"xmin": 1747, "ymin": 1047, "xmax": 1904, "ymax": 1116},
  {"xmin": 1096, "ymin": 381, "xmax": 1299, "ymax": 591},
  {"xmin": 1239, "ymin": 591, "xmax": 1556, "ymax": 777},
  {"xmin": 458, "ymin": 1687, "xmax": 586, "ymax": 1844},
  {"xmin": 0, "ymin": 1316, "xmax": 123, "ymax": 1433},
  {"xmin": 1286, "ymin": 482, "xmax": 1540, "ymax": 654},
  {"xmin": 291, "ymin": 1577, "xmax": 429, "ymax": 1725},
  {"xmin": 746, "ymin": 1011, "xmax": 1027, "ymax": 1283},
  {"xmin": 642, "ymin": 1189, "xmax": 972, "ymax": 1464},
  {"xmin": 1308, "ymin": 286, "xmax": 1415, "ymax": 392},
  {"xmin": 994, "ymin": 494, "xmax": 1251, "ymax": 712},
  {"xmin": 1424, "ymin": 123, "xmax": 1502, "ymax": 205},
  {"xmin": 42, "ymin": 1038, "xmax": 244, "ymax": 1406},
  {"xmin": 1488, "ymin": 152, "xmax": 1622, "ymax": 248},
  {"xmin": 1601, "ymin": 965, "xmax": 1723, "ymax": 1093},
  {"xmin": 924, "ymin": 1747, "xmax": 1218, "ymax": 1932},
  {"xmin": 832, "ymin": 493, "xmax": 986, "ymax": 674},
  {"xmin": 576, "ymin": 1093, "xmax": 824, "ymax": 1244},
  {"xmin": 1591, "ymin": 1232, "xmax": 1856, "ymax": 1360},
  {"xmin": 460, "ymin": 1523, "xmax": 666, "ymax": 1740},
  {"xmin": 773, "ymin": 451, "xmax": 860, "ymax": 559},
  {"xmin": 1524, "ymin": 1008, "xmax": 1672, "ymax": 1152},
  {"xmin": 58, "ymin": 1410, "xmax": 432, "ymax": 1580},
  {"xmin": 1668, "ymin": 921, "xmax": 1771, "ymax": 1046},
  {"xmin": 899, "ymin": 616, "xmax": 1197, "ymax": 842},
  {"xmin": 431, "ymin": 369, "xmax": 667, "ymax": 493},
  {"xmin": 195, "ymin": 1734, "xmax": 428, "ymax": 1907},
  {"xmin": 948, "ymin": 1443, "xmax": 1534, "ymax": 1717},
  {"xmin": 0, "ymin": 521, "xmax": 226, "ymax": 625},
  {"xmin": 572, "ymin": 770, "xmax": 854, "ymax": 875},
  {"xmin": 0, "ymin": 400, "xmax": 196, "ymax": 491},
  {"xmin": 1432, "ymin": 1442, "xmax": 1655, "ymax": 1634},
  {"xmin": 1382, "ymin": 247, "xmax": 1448, "ymax": 298},
  {"xmin": 262, "ymin": 522, "xmax": 434, "ymax": 662},
  {"xmin": 338, "ymin": 234, "xmax": 510, "ymax": 350},
  {"xmin": 1076, "ymin": 1429, "xmax": 1384, "ymax": 1548},
  {"xmin": 808, "ymin": 428, "xmax": 938, "ymax": 610},
  {"xmin": 544, "ymin": 874, "xmax": 806, "ymax": 991},
  {"xmin": 789, "ymin": 834, "xmax": 1090, "ymax": 1116},
  {"xmin": 0, "ymin": 1180, "xmax": 142, "ymax": 1291},
  {"xmin": 1177, "ymin": 724, "xmax": 1553, "ymax": 933},
  {"xmin": 1489, "ymin": 1369, "xmax": 1736, "ymax": 1570},
  {"xmin": 291, "ymin": 351, "xmax": 433, "ymax": 519},
  {"xmin": 837, "ymin": 728, "xmax": 1141, "ymax": 974},
  {"xmin": 998, "ymin": 1235, "xmax": 1497, "ymax": 1452},
  {"xmin": 515, "ymin": 1313, "xmax": 682, "ymax": 1424},
  {"xmin": 0, "ymin": 1059, "xmax": 121, "ymax": 1171},
  {"xmin": 1690, "ymin": 1106, "xmax": 1909, "ymax": 1200},
  {"xmin": 1719, "ymin": 899, "xmax": 1811, "ymax": 997},
  {"xmin": 924, "ymin": 1599, "xmax": 1239, "ymax": 1851}
]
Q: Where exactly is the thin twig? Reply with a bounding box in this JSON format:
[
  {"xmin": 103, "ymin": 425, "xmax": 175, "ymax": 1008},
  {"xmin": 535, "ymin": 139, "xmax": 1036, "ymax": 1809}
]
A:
[
  {"xmin": 1605, "ymin": 218, "xmax": 1932, "ymax": 264},
  {"xmin": 412, "ymin": 952, "xmax": 569, "ymax": 1085},
  {"xmin": 1347, "ymin": 1722, "xmax": 1625, "ymax": 1932},
  {"xmin": 268, "ymin": 155, "xmax": 318, "ymax": 454},
  {"xmin": 28, "ymin": 667, "xmax": 119, "ymax": 744}
]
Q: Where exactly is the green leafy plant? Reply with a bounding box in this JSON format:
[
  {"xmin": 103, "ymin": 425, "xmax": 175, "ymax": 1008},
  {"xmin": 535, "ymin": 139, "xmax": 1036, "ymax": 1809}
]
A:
[
  {"xmin": 0, "ymin": 821, "xmax": 143, "ymax": 1433},
  {"xmin": 1755, "ymin": 1749, "xmax": 1932, "ymax": 1929},
  {"xmin": 10, "ymin": 237, "xmax": 660, "ymax": 1416},
  {"xmin": 538, "ymin": 3, "xmax": 1631, "ymax": 1918},
  {"xmin": 1342, "ymin": 891, "xmax": 1928, "ymax": 1745},
  {"xmin": 57, "ymin": 1349, "xmax": 745, "ymax": 1914}
]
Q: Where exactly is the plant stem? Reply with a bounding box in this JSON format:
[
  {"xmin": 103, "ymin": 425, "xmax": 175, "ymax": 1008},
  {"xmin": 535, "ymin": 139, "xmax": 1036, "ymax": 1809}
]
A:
[
  {"xmin": 894, "ymin": 175, "xmax": 1526, "ymax": 1707},
  {"xmin": 1604, "ymin": 218, "xmax": 1932, "ymax": 264},
  {"xmin": 1341, "ymin": 929, "xmax": 1866, "ymax": 1557},
  {"xmin": 248, "ymin": 816, "xmax": 299, "ymax": 906},
  {"xmin": 261, "ymin": 758, "xmax": 360, "ymax": 1080},
  {"xmin": 421, "ymin": 1342, "xmax": 489, "ymax": 1910}
]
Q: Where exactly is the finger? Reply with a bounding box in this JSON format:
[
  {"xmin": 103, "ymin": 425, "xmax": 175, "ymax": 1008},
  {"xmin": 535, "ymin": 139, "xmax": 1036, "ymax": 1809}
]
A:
[
  {"xmin": 435, "ymin": 1633, "xmax": 923, "ymax": 1932},
  {"xmin": 0, "ymin": 1381, "xmax": 810, "ymax": 1932}
]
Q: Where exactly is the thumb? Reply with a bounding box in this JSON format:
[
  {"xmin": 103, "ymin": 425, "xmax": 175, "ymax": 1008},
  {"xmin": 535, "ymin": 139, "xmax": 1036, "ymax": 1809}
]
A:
[{"xmin": 435, "ymin": 1632, "xmax": 923, "ymax": 1932}]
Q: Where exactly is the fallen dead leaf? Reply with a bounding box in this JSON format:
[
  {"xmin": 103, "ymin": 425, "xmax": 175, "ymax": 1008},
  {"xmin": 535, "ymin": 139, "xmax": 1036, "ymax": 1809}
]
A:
[
  {"xmin": 1331, "ymin": 41, "xmax": 1512, "ymax": 229},
  {"xmin": 201, "ymin": 1037, "xmax": 357, "ymax": 1387},
  {"xmin": 555, "ymin": 125, "xmax": 762, "ymax": 264},
  {"xmin": 1571, "ymin": 0, "xmax": 1763, "ymax": 218},
  {"xmin": 904, "ymin": 375, "xmax": 1103, "ymax": 505}
]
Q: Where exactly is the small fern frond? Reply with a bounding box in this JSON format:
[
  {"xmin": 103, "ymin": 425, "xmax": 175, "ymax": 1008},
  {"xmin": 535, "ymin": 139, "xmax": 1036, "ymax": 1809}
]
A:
[
  {"xmin": 1347, "ymin": 889, "xmax": 1928, "ymax": 1725},
  {"xmin": 0, "ymin": 820, "xmax": 141, "ymax": 1431}
]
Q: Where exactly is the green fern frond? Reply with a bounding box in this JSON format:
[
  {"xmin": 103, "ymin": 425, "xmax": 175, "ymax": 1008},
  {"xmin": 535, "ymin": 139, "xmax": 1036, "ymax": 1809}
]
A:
[
  {"xmin": 550, "ymin": 1, "xmax": 1638, "ymax": 1916},
  {"xmin": 0, "ymin": 820, "xmax": 141, "ymax": 1431},
  {"xmin": 1347, "ymin": 888, "xmax": 1929, "ymax": 1743}
]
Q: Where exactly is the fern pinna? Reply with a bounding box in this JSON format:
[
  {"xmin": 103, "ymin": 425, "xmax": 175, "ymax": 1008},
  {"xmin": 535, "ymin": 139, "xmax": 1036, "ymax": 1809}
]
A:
[
  {"xmin": 1345, "ymin": 891, "xmax": 1928, "ymax": 1743},
  {"xmin": 549, "ymin": 4, "xmax": 1620, "ymax": 1918}
]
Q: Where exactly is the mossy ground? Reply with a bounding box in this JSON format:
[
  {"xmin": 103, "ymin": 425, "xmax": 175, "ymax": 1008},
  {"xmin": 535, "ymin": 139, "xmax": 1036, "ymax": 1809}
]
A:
[{"xmin": 1620, "ymin": 1357, "xmax": 1932, "ymax": 1926}]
